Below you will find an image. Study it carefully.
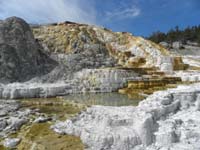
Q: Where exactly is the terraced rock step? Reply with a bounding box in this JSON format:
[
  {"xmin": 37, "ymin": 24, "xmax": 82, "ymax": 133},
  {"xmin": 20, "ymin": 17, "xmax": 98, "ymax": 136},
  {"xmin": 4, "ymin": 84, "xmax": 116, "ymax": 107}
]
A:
[
  {"xmin": 175, "ymin": 70, "xmax": 200, "ymax": 82},
  {"xmin": 72, "ymin": 67, "xmax": 182, "ymax": 99},
  {"xmin": 0, "ymin": 68, "xmax": 140, "ymax": 99},
  {"xmin": 119, "ymin": 66, "xmax": 182, "ymax": 97}
]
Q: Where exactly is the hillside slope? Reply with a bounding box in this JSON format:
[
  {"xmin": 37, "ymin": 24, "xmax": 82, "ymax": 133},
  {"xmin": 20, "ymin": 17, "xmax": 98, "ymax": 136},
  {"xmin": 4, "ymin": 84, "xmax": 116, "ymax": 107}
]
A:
[
  {"xmin": 33, "ymin": 22, "xmax": 173, "ymax": 70},
  {"xmin": 0, "ymin": 18, "xmax": 192, "ymax": 98}
]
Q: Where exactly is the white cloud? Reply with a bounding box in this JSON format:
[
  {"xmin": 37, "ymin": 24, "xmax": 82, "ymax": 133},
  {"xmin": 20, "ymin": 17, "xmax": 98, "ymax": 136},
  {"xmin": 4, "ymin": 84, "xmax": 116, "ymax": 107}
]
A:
[
  {"xmin": 105, "ymin": 6, "xmax": 141, "ymax": 21},
  {"xmin": 0, "ymin": 0, "xmax": 97, "ymax": 24}
]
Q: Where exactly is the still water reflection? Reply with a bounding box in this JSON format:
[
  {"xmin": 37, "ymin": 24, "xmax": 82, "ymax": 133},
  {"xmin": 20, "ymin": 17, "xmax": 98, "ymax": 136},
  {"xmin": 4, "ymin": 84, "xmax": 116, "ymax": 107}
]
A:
[{"xmin": 63, "ymin": 92, "xmax": 144, "ymax": 106}]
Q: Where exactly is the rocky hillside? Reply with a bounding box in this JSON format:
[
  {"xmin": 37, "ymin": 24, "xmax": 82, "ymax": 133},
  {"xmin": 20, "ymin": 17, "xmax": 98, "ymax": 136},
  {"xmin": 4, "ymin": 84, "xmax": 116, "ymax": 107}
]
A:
[
  {"xmin": 32, "ymin": 22, "xmax": 186, "ymax": 74},
  {"xmin": 0, "ymin": 17, "xmax": 57, "ymax": 83},
  {"xmin": 0, "ymin": 17, "xmax": 188, "ymax": 85}
]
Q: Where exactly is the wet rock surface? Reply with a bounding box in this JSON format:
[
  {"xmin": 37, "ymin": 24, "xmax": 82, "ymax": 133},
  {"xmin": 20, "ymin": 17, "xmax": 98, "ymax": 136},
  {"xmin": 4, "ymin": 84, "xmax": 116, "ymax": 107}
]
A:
[
  {"xmin": 53, "ymin": 83, "xmax": 200, "ymax": 150},
  {"xmin": 0, "ymin": 100, "xmax": 30, "ymax": 138},
  {"xmin": 17, "ymin": 98, "xmax": 85, "ymax": 150},
  {"xmin": 0, "ymin": 98, "xmax": 85, "ymax": 149},
  {"xmin": 17, "ymin": 123, "xmax": 84, "ymax": 150}
]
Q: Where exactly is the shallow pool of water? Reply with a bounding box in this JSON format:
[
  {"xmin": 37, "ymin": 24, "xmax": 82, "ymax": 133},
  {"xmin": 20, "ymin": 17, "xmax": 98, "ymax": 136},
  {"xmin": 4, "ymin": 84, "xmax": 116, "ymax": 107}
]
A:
[{"xmin": 63, "ymin": 92, "xmax": 144, "ymax": 106}]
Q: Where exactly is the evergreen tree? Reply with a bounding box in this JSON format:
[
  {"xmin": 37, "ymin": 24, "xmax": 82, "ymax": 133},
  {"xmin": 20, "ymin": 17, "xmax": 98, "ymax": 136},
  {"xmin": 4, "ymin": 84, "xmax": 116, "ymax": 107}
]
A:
[
  {"xmin": 148, "ymin": 25, "xmax": 200, "ymax": 45},
  {"xmin": 149, "ymin": 31, "xmax": 166, "ymax": 43}
]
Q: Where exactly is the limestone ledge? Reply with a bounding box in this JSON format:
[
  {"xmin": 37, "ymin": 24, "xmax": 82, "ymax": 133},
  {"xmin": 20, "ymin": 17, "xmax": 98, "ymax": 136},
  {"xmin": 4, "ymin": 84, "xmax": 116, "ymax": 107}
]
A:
[
  {"xmin": 0, "ymin": 69, "xmax": 138, "ymax": 99},
  {"xmin": 183, "ymin": 56, "xmax": 200, "ymax": 68},
  {"xmin": 174, "ymin": 71, "xmax": 200, "ymax": 82},
  {"xmin": 73, "ymin": 69, "xmax": 138, "ymax": 93},
  {"xmin": 157, "ymin": 56, "xmax": 188, "ymax": 73},
  {"xmin": 0, "ymin": 83, "xmax": 70, "ymax": 99},
  {"xmin": 52, "ymin": 83, "xmax": 200, "ymax": 150}
]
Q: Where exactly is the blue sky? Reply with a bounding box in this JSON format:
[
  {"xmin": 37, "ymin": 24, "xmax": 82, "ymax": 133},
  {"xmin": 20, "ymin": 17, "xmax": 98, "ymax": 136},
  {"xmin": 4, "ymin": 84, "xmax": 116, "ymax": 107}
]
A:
[{"xmin": 0, "ymin": 0, "xmax": 200, "ymax": 36}]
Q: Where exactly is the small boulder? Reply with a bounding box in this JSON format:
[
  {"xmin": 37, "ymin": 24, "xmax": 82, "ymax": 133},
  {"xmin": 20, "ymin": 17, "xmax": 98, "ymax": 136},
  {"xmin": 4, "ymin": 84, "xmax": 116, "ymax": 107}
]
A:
[
  {"xmin": 0, "ymin": 119, "xmax": 7, "ymax": 131},
  {"xmin": 172, "ymin": 41, "xmax": 183, "ymax": 49},
  {"xmin": 7, "ymin": 117, "xmax": 27, "ymax": 130},
  {"xmin": 161, "ymin": 98, "xmax": 172, "ymax": 105},
  {"xmin": 159, "ymin": 42, "xmax": 169, "ymax": 48},
  {"xmin": 34, "ymin": 116, "xmax": 52, "ymax": 123},
  {"xmin": 3, "ymin": 138, "xmax": 21, "ymax": 148},
  {"xmin": 0, "ymin": 110, "xmax": 7, "ymax": 117}
]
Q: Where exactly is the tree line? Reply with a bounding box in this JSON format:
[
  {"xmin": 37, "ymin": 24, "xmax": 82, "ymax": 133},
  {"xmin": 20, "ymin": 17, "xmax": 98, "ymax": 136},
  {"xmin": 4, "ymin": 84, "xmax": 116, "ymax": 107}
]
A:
[{"xmin": 148, "ymin": 25, "xmax": 200, "ymax": 45}]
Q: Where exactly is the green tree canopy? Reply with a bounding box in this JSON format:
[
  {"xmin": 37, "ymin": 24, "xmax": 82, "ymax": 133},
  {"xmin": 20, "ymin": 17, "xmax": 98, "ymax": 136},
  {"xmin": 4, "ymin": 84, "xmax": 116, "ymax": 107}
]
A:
[{"xmin": 148, "ymin": 25, "xmax": 200, "ymax": 45}]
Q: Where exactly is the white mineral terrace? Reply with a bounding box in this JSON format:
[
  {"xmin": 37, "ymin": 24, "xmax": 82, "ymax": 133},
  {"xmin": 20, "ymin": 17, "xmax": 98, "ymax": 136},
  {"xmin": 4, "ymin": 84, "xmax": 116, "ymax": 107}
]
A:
[
  {"xmin": 0, "ymin": 69, "xmax": 138, "ymax": 99},
  {"xmin": 53, "ymin": 83, "xmax": 200, "ymax": 150}
]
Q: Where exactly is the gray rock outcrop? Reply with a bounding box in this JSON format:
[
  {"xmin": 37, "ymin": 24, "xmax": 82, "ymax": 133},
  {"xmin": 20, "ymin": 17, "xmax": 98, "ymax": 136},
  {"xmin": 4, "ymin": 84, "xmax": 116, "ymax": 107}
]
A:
[{"xmin": 0, "ymin": 17, "xmax": 57, "ymax": 83}]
